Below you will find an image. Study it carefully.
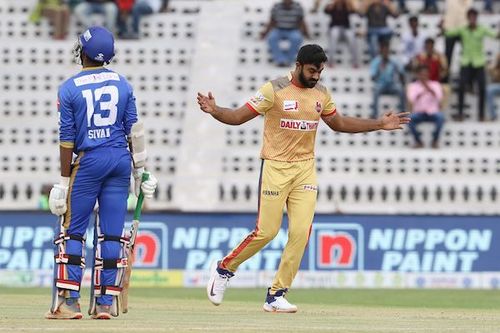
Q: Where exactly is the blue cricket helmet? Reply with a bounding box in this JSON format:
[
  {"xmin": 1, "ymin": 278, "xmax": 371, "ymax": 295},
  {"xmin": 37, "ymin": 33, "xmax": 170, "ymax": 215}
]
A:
[{"xmin": 79, "ymin": 26, "xmax": 115, "ymax": 63}]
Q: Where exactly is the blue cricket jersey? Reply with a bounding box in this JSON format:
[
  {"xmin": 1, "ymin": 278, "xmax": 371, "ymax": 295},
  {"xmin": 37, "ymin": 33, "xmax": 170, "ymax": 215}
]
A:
[{"xmin": 58, "ymin": 67, "xmax": 138, "ymax": 153}]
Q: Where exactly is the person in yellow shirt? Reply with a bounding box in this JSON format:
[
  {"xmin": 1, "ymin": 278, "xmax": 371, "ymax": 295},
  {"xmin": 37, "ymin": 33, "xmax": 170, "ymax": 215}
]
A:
[{"xmin": 197, "ymin": 44, "xmax": 410, "ymax": 313}]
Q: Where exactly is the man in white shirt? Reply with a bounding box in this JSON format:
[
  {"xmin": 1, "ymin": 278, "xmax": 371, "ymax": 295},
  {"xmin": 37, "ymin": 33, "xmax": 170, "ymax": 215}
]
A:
[{"xmin": 401, "ymin": 16, "xmax": 425, "ymax": 70}]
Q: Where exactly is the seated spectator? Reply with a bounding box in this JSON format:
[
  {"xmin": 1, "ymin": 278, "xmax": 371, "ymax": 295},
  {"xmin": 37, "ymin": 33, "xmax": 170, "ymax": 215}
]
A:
[
  {"xmin": 361, "ymin": 0, "xmax": 398, "ymax": 59},
  {"xmin": 413, "ymin": 38, "xmax": 449, "ymax": 108},
  {"xmin": 445, "ymin": 8, "xmax": 499, "ymax": 121},
  {"xmin": 412, "ymin": 38, "xmax": 447, "ymax": 82},
  {"xmin": 370, "ymin": 41, "xmax": 405, "ymax": 118},
  {"xmin": 119, "ymin": 0, "xmax": 164, "ymax": 39},
  {"xmin": 261, "ymin": 0, "xmax": 310, "ymax": 67},
  {"xmin": 407, "ymin": 65, "xmax": 445, "ymax": 148},
  {"xmin": 29, "ymin": 0, "xmax": 70, "ymax": 40},
  {"xmin": 74, "ymin": 0, "xmax": 118, "ymax": 32},
  {"xmin": 324, "ymin": 0, "xmax": 359, "ymax": 68},
  {"xmin": 401, "ymin": 16, "xmax": 425, "ymax": 70},
  {"xmin": 487, "ymin": 54, "xmax": 500, "ymax": 120}
]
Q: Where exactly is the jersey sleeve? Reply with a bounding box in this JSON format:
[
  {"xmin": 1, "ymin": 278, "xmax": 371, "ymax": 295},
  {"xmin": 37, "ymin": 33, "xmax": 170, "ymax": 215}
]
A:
[
  {"xmin": 58, "ymin": 84, "xmax": 75, "ymax": 149},
  {"xmin": 245, "ymin": 82, "xmax": 274, "ymax": 115},
  {"xmin": 123, "ymin": 81, "xmax": 138, "ymax": 136},
  {"xmin": 322, "ymin": 92, "xmax": 337, "ymax": 117}
]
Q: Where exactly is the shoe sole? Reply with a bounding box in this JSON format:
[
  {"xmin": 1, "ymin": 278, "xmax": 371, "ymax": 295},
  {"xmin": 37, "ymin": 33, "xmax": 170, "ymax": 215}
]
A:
[
  {"xmin": 262, "ymin": 304, "xmax": 297, "ymax": 313},
  {"xmin": 45, "ymin": 311, "xmax": 83, "ymax": 320},
  {"xmin": 91, "ymin": 313, "xmax": 112, "ymax": 320}
]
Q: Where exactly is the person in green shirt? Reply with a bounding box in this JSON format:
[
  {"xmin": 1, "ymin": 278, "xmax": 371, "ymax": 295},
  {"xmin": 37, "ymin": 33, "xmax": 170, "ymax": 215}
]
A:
[
  {"xmin": 29, "ymin": 0, "xmax": 70, "ymax": 40},
  {"xmin": 445, "ymin": 8, "xmax": 499, "ymax": 121}
]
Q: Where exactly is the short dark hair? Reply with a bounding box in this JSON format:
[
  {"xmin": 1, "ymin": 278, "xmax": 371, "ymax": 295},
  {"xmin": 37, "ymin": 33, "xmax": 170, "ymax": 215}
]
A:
[
  {"xmin": 408, "ymin": 15, "xmax": 418, "ymax": 23},
  {"xmin": 467, "ymin": 8, "xmax": 478, "ymax": 16},
  {"xmin": 296, "ymin": 44, "xmax": 328, "ymax": 67},
  {"xmin": 424, "ymin": 37, "xmax": 435, "ymax": 45}
]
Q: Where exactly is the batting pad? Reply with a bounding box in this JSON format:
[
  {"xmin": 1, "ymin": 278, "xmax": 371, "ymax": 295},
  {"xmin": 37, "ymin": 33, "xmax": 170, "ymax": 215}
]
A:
[{"xmin": 130, "ymin": 121, "xmax": 147, "ymax": 168}]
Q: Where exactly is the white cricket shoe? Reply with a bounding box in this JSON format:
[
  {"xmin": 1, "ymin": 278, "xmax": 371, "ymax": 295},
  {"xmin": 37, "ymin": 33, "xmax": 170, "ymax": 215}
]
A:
[
  {"xmin": 263, "ymin": 288, "xmax": 298, "ymax": 313},
  {"xmin": 206, "ymin": 261, "xmax": 234, "ymax": 306}
]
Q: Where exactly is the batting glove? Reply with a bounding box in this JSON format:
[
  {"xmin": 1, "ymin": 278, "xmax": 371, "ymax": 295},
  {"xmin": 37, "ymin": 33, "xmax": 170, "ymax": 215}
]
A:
[
  {"xmin": 48, "ymin": 177, "xmax": 69, "ymax": 216},
  {"xmin": 141, "ymin": 173, "xmax": 158, "ymax": 199},
  {"xmin": 133, "ymin": 168, "xmax": 158, "ymax": 199}
]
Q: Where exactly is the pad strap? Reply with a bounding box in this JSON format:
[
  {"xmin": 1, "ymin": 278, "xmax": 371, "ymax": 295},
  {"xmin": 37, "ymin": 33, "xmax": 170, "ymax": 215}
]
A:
[
  {"xmin": 95, "ymin": 257, "xmax": 128, "ymax": 270},
  {"xmin": 55, "ymin": 253, "xmax": 86, "ymax": 268},
  {"xmin": 56, "ymin": 279, "xmax": 80, "ymax": 291},
  {"xmin": 54, "ymin": 233, "xmax": 85, "ymax": 245},
  {"xmin": 98, "ymin": 234, "xmax": 130, "ymax": 245},
  {"xmin": 94, "ymin": 285, "xmax": 122, "ymax": 296}
]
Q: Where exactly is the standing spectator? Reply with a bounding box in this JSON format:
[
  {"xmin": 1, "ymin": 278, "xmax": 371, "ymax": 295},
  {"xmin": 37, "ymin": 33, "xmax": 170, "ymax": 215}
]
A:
[
  {"xmin": 445, "ymin": 8, "xmax": 499, "ymax": 121},
  {"xmin": 370, "ymin": 41, "xmax": 405, "ymax": 118},
  {"xmin": 401, "ymin": 16, "xmax": 425, "ymax": 70},
  {"xmin": 119, "ymin": 0, "xmax": 163, "ymax": 39},
  {"xmin": 407, "ymin": 65, "xmax": 445, "ymax": 148},
  {"xmin": 397, "ymin": 0, "xmax": 408, "ymax": 14},
  {"xmin": 421, "ymin": 0, "xmax": 438, "ymax": 14},
  {"xmin": 261, "ymin": 0, "xmax": 309, "ymax": 67},
  {"xmin": 74, "ymin": 0, "xmax": 118, "ymax": 32},
  {"xmin": 413, "ymin": 38, "xmax": 448, "ymax": 82},
  {"xmin": 361, "ymin": 0, "xmax": 398, "ymax": 59},
  {"xmin": 440, "ymin": 0, "xmax": 472, "ymax": 82},
  {"xmin": 324, "ymin": 0, "xmax": 359, "ymax": 68},
  {"xmin": 487, "ymin": 54, "xmax": 500, "ymax": 120},
  {"xmin": 116, "ymin": 0, "xmax": 135, "ymax": 38},
  {"xmin": 484, "ymin": 0, "xmax": 493, "ymax": 13},
  {"xmin": 30, "ymin": 0, "xmax": 70, "ymax": 40}
]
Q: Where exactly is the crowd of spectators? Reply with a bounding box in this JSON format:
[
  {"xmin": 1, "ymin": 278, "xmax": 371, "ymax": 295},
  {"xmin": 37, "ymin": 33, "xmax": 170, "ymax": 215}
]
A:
[
  {"xmin": 30, "ymin": 0, "xmax": 169, "ymax": 40},
  {"xmin": 262, "ymin": 0, "xmax": 499, "ymax": 149},
  {"xmin": 29, "ymin": 0, "xmax": 500, "ymax": 149}
]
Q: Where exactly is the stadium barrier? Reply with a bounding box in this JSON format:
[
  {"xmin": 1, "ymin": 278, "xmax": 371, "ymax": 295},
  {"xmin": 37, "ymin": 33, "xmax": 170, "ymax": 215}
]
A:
[{"xmin": 1, "ymin": 212, "xmax": 500, "ymax": 289}]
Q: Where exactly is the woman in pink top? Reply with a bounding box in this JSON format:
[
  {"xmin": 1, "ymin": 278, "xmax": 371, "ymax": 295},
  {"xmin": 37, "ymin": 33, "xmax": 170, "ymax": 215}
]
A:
[{"xmin": 407, "ymin": 65, "xmax": 445, "ymax": 148}]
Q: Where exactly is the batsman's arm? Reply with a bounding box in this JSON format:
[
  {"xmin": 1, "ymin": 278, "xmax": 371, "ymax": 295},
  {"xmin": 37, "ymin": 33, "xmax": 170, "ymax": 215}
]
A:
[
  {"xmin": 58, "ymin": 87, "xmax": 76, "ymax": 182},
  {"xmin": 59, "ymin": 146, "xmax": 73, "ymax": 178}
]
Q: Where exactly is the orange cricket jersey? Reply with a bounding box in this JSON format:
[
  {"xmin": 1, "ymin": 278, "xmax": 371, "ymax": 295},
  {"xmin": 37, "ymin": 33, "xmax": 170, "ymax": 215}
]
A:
[{"xmin": 246, "ymin": 73, "xmax": 336, "ymax": 162}]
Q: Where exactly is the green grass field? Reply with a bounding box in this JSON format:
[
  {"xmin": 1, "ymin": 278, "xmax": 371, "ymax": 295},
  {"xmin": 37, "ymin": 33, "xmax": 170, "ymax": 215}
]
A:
[{"xmin": 1, "ymin": 287, "xmax": 500, "ymax": 332}]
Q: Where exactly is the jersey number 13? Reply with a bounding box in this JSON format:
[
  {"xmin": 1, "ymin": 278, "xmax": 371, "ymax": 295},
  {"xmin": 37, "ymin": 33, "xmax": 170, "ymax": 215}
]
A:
[{"xmin": 82, "ymin": 85, "xmax": 119, "ymax": 127}]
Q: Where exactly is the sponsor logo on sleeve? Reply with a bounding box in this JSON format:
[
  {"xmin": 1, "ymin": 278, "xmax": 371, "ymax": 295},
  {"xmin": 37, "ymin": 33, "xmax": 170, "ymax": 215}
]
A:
[
  {"xmin": 283, "ymin": 100, "xmax": 299, "ymax": 112},
  {"xmin": 249, "ymin": 91, "xmax": 264, "ymax": 106},
  {"xmin": 279, "ymin": 119, "xmax": 318, "ymax": 131}
]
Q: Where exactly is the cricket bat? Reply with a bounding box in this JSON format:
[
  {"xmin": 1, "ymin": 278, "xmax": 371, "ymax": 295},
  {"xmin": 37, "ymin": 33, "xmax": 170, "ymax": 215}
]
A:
[{"xmin": 120, "ymin": 172, "xmax": 149, "ymax": 313}]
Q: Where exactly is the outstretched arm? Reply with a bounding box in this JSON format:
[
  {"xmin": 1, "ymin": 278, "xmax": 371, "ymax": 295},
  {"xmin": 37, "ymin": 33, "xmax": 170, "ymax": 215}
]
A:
[
  {"xmin": 197, "ymin": 92, "xmax": 259, "ymax": 125},
  {"xmin": 322, "ymin": 111, "xmax": 410, "ymax": 133}
]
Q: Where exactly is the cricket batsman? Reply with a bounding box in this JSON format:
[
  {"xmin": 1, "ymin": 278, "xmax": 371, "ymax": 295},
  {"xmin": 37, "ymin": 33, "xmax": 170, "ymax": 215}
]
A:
[
  {"xmin": 45, "ymin": 26, "xmax": 158, "ymax": 320},
  {"xmin": 198, "ymin": 44, "xmax": 410, "ymax": 313}
]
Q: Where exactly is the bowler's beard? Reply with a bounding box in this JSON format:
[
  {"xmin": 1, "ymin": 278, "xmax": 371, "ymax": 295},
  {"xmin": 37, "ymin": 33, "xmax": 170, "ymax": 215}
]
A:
[{"xmin": 299, "ymin": 69, "xmax": 318, "ymax": 88}]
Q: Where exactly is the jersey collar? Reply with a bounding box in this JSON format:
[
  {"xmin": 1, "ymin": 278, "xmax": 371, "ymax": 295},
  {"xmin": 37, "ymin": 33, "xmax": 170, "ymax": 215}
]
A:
[{"xmin": 81, "ymin": 66, "xmax": 105, "ymax": 72}]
